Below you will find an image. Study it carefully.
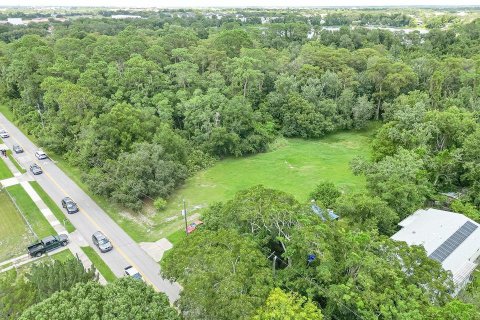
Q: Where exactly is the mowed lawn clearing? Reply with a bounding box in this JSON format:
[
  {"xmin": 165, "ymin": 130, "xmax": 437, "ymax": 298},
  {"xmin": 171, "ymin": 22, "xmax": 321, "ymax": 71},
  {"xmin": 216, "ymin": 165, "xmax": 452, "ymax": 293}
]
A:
[
  {"xmin": 0, "ymin": 190, "xmax": 35, "ymax": 262},
  {"xmin": 6, "ymin": 184, "xmax": 56, "ymax": 239},
  {"xmin": 0, "ymin": 156, "xmax": 13, "ymax": 180},
  {"xmin": 140, "ymin": 127, "xmax": 375, "ymax": 242}
]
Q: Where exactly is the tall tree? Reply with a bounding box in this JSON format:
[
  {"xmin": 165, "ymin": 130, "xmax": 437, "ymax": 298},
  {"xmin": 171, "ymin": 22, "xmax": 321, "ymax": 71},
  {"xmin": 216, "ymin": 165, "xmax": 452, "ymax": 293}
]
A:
[{"xmin": 161, "ymin": 229, "xmax": 273, "ymax": 320}]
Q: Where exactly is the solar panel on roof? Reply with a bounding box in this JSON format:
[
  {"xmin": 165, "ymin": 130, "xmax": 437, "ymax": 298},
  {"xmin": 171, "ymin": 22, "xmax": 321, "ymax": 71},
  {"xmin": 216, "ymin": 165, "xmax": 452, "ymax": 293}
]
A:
[{"xmin": 429, "ymin": 221, "xmax": 478, "ymax": 263}]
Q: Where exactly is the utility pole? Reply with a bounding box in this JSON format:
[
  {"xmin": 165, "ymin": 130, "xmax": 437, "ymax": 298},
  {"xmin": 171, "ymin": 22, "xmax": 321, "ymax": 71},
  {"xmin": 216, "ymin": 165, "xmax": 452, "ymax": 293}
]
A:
[
  {"xmin": 36, "ymin": 104, "xmax": 45, "ymax": 131},
  {"xmin": 272, "ymin": 255, "xmax": 277, "ymax": 276},
  {"xmin": 183, "ymin": 199, "xmax": 188, "ymax": 236}
]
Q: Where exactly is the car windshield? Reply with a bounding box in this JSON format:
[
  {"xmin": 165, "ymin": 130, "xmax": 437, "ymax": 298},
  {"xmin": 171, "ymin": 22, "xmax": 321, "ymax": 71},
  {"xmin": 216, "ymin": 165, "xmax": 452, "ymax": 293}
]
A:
[
  {"xmin": 98, "ymin": 238, "xmax": 109, "ymax": 245},
  {"xmin": 132, "ymin": 273, "xmax": 142, "ymax": 280},
  {"xmin": 67, "ymin": 203, "xmax": 76, "ymax": 209}
]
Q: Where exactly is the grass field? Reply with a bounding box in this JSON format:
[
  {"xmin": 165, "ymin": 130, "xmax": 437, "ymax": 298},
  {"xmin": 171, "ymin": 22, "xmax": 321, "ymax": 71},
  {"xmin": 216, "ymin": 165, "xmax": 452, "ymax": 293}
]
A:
[
  {"xmin": 58, "ymin": 127, "xmax": 374, "ymax": 242},
  {"xmin": 50, "ymin": 248, "xmax": 75, "ymax": 263},
  {"xmin": 7, "ymin": 150, "xmax": 26, "ymax": 173},
  {"xmin": 6, "ymin": 184, "xmax": 56, "ymax": 239},
  {"xmin": 80, "ymin": 246, "xmax": 117, "ymax": 282},
  {"xmin": 31, "ymin": 181, "xmax": 76, "ymax": 233},
  {"xmin": 0, "ymin": 190, "xmax": 35, "ymax": 262},
  {"xmin": 0, "ymin": 156, "xmax": 13, "ymax": 180},
  {"xmin": 152, "ymin": 128, "xmax": 374, "ymax": 241}
]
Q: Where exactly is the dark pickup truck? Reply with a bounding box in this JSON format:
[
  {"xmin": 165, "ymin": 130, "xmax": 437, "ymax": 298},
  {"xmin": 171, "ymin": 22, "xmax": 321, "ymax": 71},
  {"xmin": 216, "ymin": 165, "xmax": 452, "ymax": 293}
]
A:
[{"xmin": 27, "ymin": 234, "xmax": 69, "ymax": 257}]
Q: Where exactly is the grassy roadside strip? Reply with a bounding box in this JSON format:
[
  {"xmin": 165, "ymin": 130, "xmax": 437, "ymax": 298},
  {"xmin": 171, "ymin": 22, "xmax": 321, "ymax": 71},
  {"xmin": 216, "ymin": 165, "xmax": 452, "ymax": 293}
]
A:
[
  {"xmin": 50, "ymin": 248, "xmax": 75, "ymax": 263},
  {"xmin": 30, "ymin": 181, "xmax": 76, "ymax": 233},
  {"xmin": 166, "ymin": 229, "xmax": 186, "ymax": 246},
  {"xmin": 80, "ymin": 246, "xmax": 117, "ymax": 283},
  {"xmin": 6, "ymin": 184, "xmax": 56, "ymax": 239},
  {"xmin": 0, "ymin": 153, "xmax": 13, "ymax": 179},
  {"xmin": 6, "ymin": 150, "xmax": 26, "ymax": 173}
]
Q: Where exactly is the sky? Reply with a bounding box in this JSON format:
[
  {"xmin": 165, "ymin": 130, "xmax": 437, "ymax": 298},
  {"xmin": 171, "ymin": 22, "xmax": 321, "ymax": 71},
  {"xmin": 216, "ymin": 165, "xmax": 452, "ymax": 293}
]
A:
[{"xmin": 1, "ymin": 0, "xmax": 480, "ymax": 8}]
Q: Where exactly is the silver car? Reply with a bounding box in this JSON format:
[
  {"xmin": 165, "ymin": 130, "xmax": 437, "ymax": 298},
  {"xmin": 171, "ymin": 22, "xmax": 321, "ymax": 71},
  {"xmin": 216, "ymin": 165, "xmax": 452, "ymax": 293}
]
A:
[
  {"xmin": 0, "ymin": 129, "xmax": 9, "ymax": 138},
  {"xmin": 35, "ymin": 150, "xmax": 47, "ymax": 160},
  {"xmin": 92, "ymin": 231, "xmax": 113, "ymax": 253}
]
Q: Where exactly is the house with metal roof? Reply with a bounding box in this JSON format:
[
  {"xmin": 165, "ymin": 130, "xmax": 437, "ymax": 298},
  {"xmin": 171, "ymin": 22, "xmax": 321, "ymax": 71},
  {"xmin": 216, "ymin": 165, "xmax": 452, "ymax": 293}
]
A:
[{"xmin": 391, "ymin": 208, "xmax": 480, "ymax": 295}]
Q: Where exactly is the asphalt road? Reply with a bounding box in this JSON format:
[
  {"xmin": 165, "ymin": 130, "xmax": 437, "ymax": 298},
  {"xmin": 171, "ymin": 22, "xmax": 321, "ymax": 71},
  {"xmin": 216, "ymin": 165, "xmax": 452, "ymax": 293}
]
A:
[{"xmin": 0, "ymin": 113, "xmax": 181, "ymax": 303}]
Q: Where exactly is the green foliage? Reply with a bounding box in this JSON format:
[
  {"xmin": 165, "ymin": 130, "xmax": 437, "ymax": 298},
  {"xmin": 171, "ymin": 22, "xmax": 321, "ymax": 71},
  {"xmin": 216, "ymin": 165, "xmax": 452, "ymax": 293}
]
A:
[
  {"xmin": 161, "ymin": 229, "xmax": 273, "ymax": 320},
  {"xmin": 27, "ymin": 257, "xmax": 97, "ymax": 302},
  {"xmin": 80, "ymin": 247, "xmax": 117, "ymax": 283},
  {"xmin": 0, "ymin": 257, "xmax": 96, "ymax": 319},
  {"xmin": 3, "ymin": 12, "xmax": 480, "ymax": 213},
  {"xmin": 85, "ymin": 142, "xmax": 188, "ymax": 211},
  {"xmin": 450, "ymin": 200, "xmax": 480, "ymax": 223},
  {"xmin": 353, "ymin": 149, "xmax": 432, "ymax": 218},
  {"xmin": 285, "ymin": 222, "xmax": 454, "ymax": 319},
  {"xmin": 19, "ymin": 277, "xmax": 179, "ymax": 320},
  {"xmin": 309, "ymin": 182, "xmax": 341, "ymax": 207},
  {"xmin": 253, "ymin": 288, "xmax": 323, "ymax": 320},
  {"xmin": 203, "ymin": 185, "xmax": 303, "ymax": 253},
  {"xmin": 0, "ymin": 270, "xmax": 36, "ymax": 320},
  {"xmin": 154, "ymin": 198, "xmax": 168, "ymax": 210},
  {"xmin": 334, "ymin": 192, "xmax": 399, "ymax": 235}
]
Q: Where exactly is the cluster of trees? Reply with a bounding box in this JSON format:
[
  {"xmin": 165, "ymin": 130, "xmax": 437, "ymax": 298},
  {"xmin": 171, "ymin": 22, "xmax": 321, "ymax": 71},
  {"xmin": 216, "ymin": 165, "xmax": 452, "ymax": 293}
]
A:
[
  {"xmin": 322, "ymin": 12, "xmax": 413, "ymax": 27},
  {"xmin": 0, "ymin": 11, "xmax": 479, "ymax": 212},
  {"xmin": 161, "ymin": 185, "xmax": 479, "ymax": 319},
  {"xmin": 0, "ymin": 257, "xmax": 96, "ymax": 318},
  {"xmin": 0, "ymin": 257, "xmax": 177, "ymax": 319}
]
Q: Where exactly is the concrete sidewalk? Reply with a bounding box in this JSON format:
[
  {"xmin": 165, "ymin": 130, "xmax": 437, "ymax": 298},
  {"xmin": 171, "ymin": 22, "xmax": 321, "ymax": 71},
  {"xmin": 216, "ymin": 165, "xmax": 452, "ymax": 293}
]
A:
[{"xmin": 0, "ymin": 153, "xmax": 106, "ymax": 284}]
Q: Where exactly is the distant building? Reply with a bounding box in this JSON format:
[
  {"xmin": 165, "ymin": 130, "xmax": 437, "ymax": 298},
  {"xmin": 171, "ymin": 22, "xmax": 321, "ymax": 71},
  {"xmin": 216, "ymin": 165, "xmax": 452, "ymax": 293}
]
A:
[
  {"xmin": 7, "ymin": 18, "xmax": 25, "ymax": 25},
  {"xmin": 111, "ymin": 15, "xmax": 142, "ymax": 19},
  {"xmin": 391, "ymin": 208, "xmax": 480, "ymax": 295}
]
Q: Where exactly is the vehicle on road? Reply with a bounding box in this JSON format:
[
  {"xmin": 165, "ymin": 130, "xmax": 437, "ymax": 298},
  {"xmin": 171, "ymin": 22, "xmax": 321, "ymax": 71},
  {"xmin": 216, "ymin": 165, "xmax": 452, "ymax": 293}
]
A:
[
  {"xmin": 29, "ymin": 163, "xmax": 43, "ymax": 175},
  {"xmin": 34, "ymin": 150, "xmax": 47, "ymax": 160},
  {"xmin": 124, "ymin": 265, "xmax": 143, "ymax": 281},
  {"xmin": 27, "ymin": 234, "xmax": 69, "ymax": 257},
  {"xmin": 61, "ymin": 197, "xmax": 79, "ymax": 214},
  {"xmin": 12, "ymin": 144, "xmax": 23, "ymax": 153},
  {"xmin": 0, "ymin": 129, "xmax": 9, "ymax": 138},
  {"xmin": 92, "ymin": 231, "xmax": 113, "ymax": 253}
]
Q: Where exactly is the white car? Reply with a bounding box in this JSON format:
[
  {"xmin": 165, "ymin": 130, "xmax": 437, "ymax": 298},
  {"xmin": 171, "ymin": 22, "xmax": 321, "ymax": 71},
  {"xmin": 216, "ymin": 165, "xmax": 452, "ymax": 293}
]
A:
[
  {"xmin": 0, "ymin": 129, "xmax": 9, "ymax": 138},
  {"xmin": 124, "ymin": 265, "xmax": 143, "ymax": 281},
  {"xmin": 35, "ymin": 150, "xmax": 48, "ymax": 160}
]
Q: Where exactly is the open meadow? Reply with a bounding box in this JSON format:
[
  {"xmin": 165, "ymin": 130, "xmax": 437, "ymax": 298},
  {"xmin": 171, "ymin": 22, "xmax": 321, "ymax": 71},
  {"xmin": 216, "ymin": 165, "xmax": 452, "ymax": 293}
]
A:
[
  {"xmin": 123, "ymin": 127, "xmax": 376, "ymax": 242},
  {"xmin": 0, "ymin": 190, "xmax": 35, "ymax": 262}
]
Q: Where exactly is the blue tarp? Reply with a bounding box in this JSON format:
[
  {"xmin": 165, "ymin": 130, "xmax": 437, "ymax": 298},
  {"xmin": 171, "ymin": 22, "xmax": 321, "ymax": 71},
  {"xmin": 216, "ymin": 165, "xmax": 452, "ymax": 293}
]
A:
[{"xmin": 311, "ymin": 203, "xmax": 339, "ymax": 221}]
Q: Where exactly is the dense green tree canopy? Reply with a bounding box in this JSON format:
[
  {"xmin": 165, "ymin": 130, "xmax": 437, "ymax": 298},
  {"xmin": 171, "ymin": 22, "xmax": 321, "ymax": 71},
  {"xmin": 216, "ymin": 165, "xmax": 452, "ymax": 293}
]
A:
[
  {"xmin": 161, "ymin": 229, "xmax": 273, "ymax": 320},
  {"xmin": 19, "ymin": 278, "xmax": 179, "ymax": 320}
]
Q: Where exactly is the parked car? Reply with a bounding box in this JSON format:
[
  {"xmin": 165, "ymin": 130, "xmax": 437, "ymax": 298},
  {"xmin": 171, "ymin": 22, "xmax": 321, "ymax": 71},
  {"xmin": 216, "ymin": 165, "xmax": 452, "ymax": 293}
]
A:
[
  {"xmin": 61, "ymin": 197, "xmax": 79, "ymax": 214},
  {"xmin": 92, "ymin": 231, "xmax": 113, "ymax": 253},
  {"xmin": 0, "ymin": 129, "xmax": 9, "ymax": 138},
  {"xmin": 12, "ymin": 144, "xmax": 23, "ymax": 153},
  {"xmin": 186, "ymin": 220, "xmax": 204, "ymax": 234},
  {"xmin": 27, "ymin": 234, "xmax": 69, "ymax": 257},
  {"xmin": 124, "ymin": 265, "xmax": 143, "ymax": 281},
  {"xmin": 35, "ymin": 150, "xmax": 47, "ymax": 160},
  {"xmin": 29, "ymin": 163, "xmax": 43, "ymax": 175}
]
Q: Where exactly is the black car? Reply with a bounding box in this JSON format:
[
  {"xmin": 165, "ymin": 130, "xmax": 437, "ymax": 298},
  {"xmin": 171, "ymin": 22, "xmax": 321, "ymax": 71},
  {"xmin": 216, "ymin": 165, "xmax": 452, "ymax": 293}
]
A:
[
  {"xmin": 12, "ymin": 144, "xmax": 23, "ymax": 153},
  {"xmin": 61, "ymin": 197, "xmax": 79, "ymax": 214},
  {"xmin": 29, "ymin": 163, "xmax": 43, "ymax": 175},
  {"xmin": 92, "ymin": 231, "xmax": 113, "ymax": 253}
]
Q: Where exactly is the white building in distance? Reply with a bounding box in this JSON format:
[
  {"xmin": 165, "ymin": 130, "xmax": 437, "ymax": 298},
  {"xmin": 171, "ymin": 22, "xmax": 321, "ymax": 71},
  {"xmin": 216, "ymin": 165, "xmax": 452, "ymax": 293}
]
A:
[
  {"xmin": 111, "ymin": 15, "xmax": 142, "ymax": 19},
  {"xmin": 7, "ymin": 18, "xmax": 25, "ymax": 25},
  {"xmin": 391, "ymin": 208, "xmax": 480, "ymax": 294}
]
